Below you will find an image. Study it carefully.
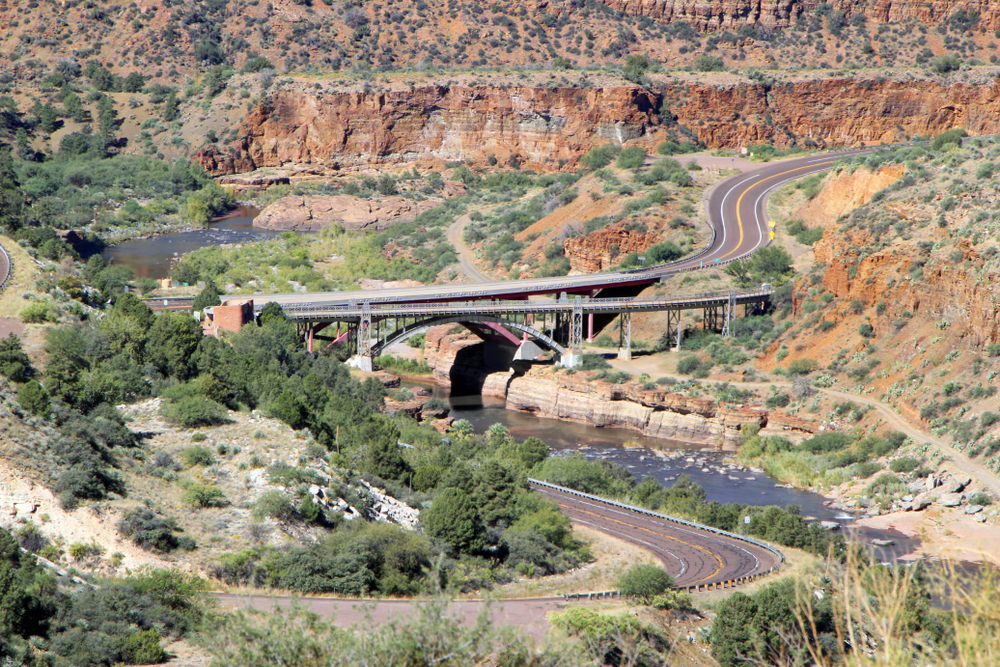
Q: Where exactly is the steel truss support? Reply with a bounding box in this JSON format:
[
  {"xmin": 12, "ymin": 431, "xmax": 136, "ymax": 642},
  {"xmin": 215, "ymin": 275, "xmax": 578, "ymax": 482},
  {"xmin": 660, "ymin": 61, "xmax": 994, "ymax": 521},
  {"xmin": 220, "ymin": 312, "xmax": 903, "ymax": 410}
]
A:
[
  {"xmin": 663, "ymin": 309, "xmax": 682, "ymax": 350},
  {"xmin": 703, "ymin": 305, "xmax": 723, "ymax": 332}
]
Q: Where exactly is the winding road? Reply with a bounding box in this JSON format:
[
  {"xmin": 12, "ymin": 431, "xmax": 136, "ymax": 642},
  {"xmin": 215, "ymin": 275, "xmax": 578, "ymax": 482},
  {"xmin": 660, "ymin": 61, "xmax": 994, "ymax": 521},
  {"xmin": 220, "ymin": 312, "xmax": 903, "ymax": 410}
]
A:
[
  {"xmin": 250, "ymin": 149, "xmax": 871, "ymax": 308},
  {"xmin": 531, "ymin": 483, "xmax": 781, "ymax": 588}
]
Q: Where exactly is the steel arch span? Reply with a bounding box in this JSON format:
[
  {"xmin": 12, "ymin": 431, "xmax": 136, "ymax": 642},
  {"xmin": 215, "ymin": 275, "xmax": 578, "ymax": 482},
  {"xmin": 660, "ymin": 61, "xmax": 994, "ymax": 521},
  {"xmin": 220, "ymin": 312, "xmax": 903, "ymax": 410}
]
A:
[{"xmin": 372, "ymin": 314, "xmax": 566, "ymax": 357}]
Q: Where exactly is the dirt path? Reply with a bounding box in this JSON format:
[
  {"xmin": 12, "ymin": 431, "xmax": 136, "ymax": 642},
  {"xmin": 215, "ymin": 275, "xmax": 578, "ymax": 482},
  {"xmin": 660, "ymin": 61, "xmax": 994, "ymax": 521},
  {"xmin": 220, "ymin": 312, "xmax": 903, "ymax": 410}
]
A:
[{"xmin": 446, "ymin": 214, "xmax": 492, "ymax": 283}]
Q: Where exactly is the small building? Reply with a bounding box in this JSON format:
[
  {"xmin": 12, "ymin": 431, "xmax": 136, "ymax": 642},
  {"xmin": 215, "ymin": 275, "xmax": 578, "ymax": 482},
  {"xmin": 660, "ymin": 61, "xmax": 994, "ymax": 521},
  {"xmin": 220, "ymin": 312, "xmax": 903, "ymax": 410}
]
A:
[{"xmin": 203, "ymin": 299, "xmax": 254, "ymax": 337}]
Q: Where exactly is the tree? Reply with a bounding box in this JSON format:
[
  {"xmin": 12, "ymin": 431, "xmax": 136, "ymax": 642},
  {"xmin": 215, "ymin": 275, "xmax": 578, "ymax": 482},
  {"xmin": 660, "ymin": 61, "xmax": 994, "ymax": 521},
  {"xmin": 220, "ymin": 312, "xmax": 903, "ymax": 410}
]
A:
[
  {"xmin": 62, "ymin": 92, "xmax": 86, "ymax": 121},
  {"xmin": 39, "ymin": 103, "xmax": 59, "ymax": 133},
  {"xmin": 269, "ymin": 391, "xmax": 307, "ymax": 430},
  {"xmin": 0, "ymin": 334, "xmax": 32, "ymax": 382},
  {"xmin": 360, "ymin": 416, "xmax": 410, "ymax": 480},
  {"xmin": 258, "ymin": 301, "xmax": 289, "ymax": 327},
  {"xmin": 97, "ymin": 95, "xmax": 118, "ymax": 153},
  {"xmin": 711, "ymin": 592, "xmax": 760, "ymax": 667},
  {"xmin": 17, "ymin": 380, "xmax": 49, "ymax": 417},
  {"xmin": 122, "ymin": 72, "xmax": 146, "ymax": 93},
  {"xmin": 615, "ymin": 563, "xmax": 674, "ymax": 601},
  {"xmin": 147, "ymin": 311, "xmax": 202, "ymax": 379},
  {"xmin": 622, "ymin": 54, "xmax": 651, "ymax": 84},
  {"xmin": 0, "ymin": 146, "xmax": 24, "ymax": 234},
  {"xmin": 423, "ymin": 488, "xmax": 485, "ymax": 554},
  {"xmin": 162, "ymin": 91, "xmax": 180, "ymax": 122},
  {"xmin": 192, "ymin": 283, "xmax": 222, "ymax": 312}
]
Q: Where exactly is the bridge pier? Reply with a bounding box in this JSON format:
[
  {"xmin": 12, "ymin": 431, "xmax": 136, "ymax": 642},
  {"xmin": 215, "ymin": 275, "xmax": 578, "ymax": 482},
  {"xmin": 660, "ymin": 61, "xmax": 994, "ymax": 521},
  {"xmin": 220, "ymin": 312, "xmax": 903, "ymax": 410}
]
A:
[{"xmin": 618, "ymin": 313, "xmax": 631, "ymax": 361}]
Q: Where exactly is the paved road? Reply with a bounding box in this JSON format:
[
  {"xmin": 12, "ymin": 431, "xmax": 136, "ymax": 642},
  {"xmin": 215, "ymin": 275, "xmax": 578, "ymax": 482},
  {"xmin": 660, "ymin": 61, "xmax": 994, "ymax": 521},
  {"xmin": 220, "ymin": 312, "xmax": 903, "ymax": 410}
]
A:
[
  {"xmin": 245, "ymin": 149, "xmax": 871, "ymax": 308},
  {"xmin": 0, "ymin": 242, "xmax": 11, "ymax": 292},
  {"xmin": 531, "ymin": 484, "xmax": 780, "ymax": 588}
]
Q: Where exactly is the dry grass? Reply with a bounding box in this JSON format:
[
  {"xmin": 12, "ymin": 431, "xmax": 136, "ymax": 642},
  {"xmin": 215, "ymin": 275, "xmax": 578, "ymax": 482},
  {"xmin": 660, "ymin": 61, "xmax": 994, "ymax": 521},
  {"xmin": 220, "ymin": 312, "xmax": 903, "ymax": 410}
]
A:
[{"xmin": 0, "ymin": 235, "xmax": 40, "ymax": 319}]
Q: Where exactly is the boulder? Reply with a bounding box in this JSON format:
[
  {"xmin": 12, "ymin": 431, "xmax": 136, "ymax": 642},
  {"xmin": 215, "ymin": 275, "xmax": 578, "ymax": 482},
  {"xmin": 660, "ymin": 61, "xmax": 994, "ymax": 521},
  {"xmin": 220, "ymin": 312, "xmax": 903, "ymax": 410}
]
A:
[
  {"xmin": 254, "ymin": 194, "xmax": 437, "ymax": 232},
  {"xmin": 936, "ymin": 492, "xmax": 964, "ymax": 507},
  {"xmin": 965, "ymin": 505, "xmax": 984, "ymax": 514}
]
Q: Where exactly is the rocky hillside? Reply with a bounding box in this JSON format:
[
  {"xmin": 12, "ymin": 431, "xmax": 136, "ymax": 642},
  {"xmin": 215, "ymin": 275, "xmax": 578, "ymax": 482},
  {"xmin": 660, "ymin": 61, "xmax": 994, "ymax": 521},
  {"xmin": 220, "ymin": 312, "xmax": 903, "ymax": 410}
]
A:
[
  {"xmin": 0, "ymin": 0, "xmax": 994, "ymax": 88},
  {"xmin": 762, "ymin": 137, "xmax": 1000, "ymax": 475}
]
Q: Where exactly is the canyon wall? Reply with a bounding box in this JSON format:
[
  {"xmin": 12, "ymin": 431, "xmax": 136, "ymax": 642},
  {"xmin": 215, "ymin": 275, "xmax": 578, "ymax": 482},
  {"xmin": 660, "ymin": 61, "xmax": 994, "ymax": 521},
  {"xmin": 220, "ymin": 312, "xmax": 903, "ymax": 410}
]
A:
[
  {"xmin": 598, "ymin": 0, "xmax": 1000, "ymax": 31},
  {"xmin": 199, "ymin": 79, "xmax": 1000, "ymax": 175}
]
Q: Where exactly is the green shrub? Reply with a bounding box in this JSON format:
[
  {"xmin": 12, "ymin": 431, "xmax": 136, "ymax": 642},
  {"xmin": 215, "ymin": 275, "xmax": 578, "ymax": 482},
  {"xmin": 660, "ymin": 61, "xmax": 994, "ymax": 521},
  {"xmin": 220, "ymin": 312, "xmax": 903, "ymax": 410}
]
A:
[
  {"xmin": 692, "ymin": 54, "xmax": 725, "ymax": 71},
  {"xmin": 252, "ymin": 490, "xmax": 296, "ymax": 521},
  {"xmin": 765, "ymin": 392, "xmax": 791, "ymax": 409},
  {"xmin": 888, "ymin": 457, "xmax": 920, "ymax": 474},
  {"xmin": 20, "ymin": 301, "xmax": 55, "ymax": 323},
  {"xmin": 968, "ymin": 492, "xmax": 993, "ymax": 506},
  {"xmin": 182, "ymin": 484, "xmax": 227, "ymax": 508},
  {"xmin": 676, "ymin": 355, "xmax": 701, "ymax": 375},
  {"xmin": 580, "ymin": 145, "xmax": 619, "ymax": 170},
  {"xmin": 117, "ymin": 508, "xmax": 195, "ymax": 552},
  {"xmin": 180, "ymin": 446, "xmax": 214, "ymax": 467},
  {"xmin": 616, "ymin": 146, "xmax": 647, "ymax": 169},
  {"xmin": 616, "ymin": 563, "xmax": 674, "ymax": 600},
  {"xmin": 17, "ymin": 380, "xmax": 50, "ymax": 416},
  {"xmin": 785, "ymin": 358, "xmax": 818, "ymax": 375},
  {"xmin": 161, "ymin": 395, "xmax": 230, "ymax": 427},
  {"xmin": 932, "ymin": 128, "xmax": 966, "ymax": 150},
  {"xmin": 579, "ymin": 353, "xmax": 611, "ymax": 370},
  {"xmin": 120, "ymin": 628, "xmax": 167, "ymax": 665}
]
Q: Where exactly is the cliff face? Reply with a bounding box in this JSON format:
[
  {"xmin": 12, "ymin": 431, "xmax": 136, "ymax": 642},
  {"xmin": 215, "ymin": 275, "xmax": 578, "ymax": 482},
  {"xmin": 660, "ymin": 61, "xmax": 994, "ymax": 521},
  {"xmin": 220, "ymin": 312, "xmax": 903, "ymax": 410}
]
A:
[
  {"xmin": 598, "ymin": 0, "xmax": 1000, "ymax": 31},
  {"xmin": 565, "ymin": 226, "xmax": 660, "ymax": 273},
  {"xmin": 200, "ymin": 79, "xmax": 1000, "ymax": 175},
  {"xmin": 197, "ymin": 86, "xmax": 661, "ymax": 174}
]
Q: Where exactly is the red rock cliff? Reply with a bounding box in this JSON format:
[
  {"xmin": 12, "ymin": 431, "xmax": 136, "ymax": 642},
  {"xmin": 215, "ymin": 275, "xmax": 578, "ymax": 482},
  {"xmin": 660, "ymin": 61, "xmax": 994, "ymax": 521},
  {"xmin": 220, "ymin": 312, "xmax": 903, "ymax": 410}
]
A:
[
  {"xmin": 598, "ymin": 0, "xmax": 1000, "ymax": 31},
  {"xmin": 199, "ymin": 78, "xmax": 1000, "ymax": 175}
]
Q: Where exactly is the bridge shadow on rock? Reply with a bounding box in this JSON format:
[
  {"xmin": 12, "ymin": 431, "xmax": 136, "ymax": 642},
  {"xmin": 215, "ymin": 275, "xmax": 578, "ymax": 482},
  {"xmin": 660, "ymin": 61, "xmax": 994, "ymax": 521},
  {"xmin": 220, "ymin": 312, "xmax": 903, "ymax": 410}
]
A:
[{"xmin": 448, "ymin": 340, "xmax": 526, "ymax": 398}]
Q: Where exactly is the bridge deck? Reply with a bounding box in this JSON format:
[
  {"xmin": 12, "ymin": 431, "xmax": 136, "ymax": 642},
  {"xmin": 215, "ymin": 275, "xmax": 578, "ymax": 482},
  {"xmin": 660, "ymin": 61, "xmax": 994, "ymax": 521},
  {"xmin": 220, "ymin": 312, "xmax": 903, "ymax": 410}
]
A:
[{"xmin": 268, "ymin": 289, "xmax": 771, "ymax": 321}]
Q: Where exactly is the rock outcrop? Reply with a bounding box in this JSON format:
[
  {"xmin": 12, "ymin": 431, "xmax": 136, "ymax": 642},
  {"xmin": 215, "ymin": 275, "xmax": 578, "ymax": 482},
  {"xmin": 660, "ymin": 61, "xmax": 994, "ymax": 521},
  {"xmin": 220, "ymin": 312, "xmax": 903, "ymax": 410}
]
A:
[
  {"xmin": 599, "ymin": 0, "xmax": 1000, "ymax": 32},
  {"xmin": 504, "ymin": 367, "xmax": 765, "ymax": 449},
  {"xmin": 198, "ymin": 79, "xmax": 1000, "ymax": 176},
  {"xmin": 253, "ymin": 194, "xmax": 436, "ymax": 231},
  {"xmin": 565, "ymin": 226, "xmax": 660, "ymax": 273}
]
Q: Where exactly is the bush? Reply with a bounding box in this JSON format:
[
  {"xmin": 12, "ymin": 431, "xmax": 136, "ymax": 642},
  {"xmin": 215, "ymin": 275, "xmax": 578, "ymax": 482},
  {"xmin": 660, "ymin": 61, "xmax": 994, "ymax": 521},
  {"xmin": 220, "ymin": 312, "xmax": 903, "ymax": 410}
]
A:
[
  {"xmin": 180, "ymin": 446, "xmax": 214, "ymax": 467},
  {"xmin": 968, "ymin": 492, "xmax": 993, "ymax": 506},
  {"xmin": 889, "ymin": 457, "xmax": 920, "ymax": 474},
  {"xmin": 17, "ymin": 380, "xmax": 50, "ymax": 416},
  {"xmin": 120, "ymin": 629, "xmax": 167, "ymax": 665},
  {"xmin": 932, "ymin": 128, "xmax": 966, "ymax": 151},
  {"xmin": 579, "ymin": 353, "xmax": 611, "ymax": 370},
  {"xmin": 786, "ymin": 358, "xmax": 818, "ymax": 375},
  {"xmin": 252, "ymin": 490, "xmax": 296, "ymax": 521},
  {"xmin": 693, "ymin": 54, "xmax": 725, "ymax": 71},
  {"xmin": 117, "ymin": 508, "xmax": 194, "ymax": 552},
  {"xmin": 765, "ymin": 392, "xmax": 791, "ymax": 409},
  {"xmin": 182, "ymin": 484, "xmax": 227, "ymax": 508},
  {"xmin": 616, "ymin": 146, "xmax": 647, "ymax": 169},
  {"xmin": 616, "ymin": 563, "xmax": 674, "ymax": 600},
  {"xmin": 580, "ymin": 145, "xmax": 619, "ymax": 170},
  {"xmin": 676, "ymin": 355, "xmax": 701, "ymax": 375},
  {"xmin": 161, "ymin": 395, "xmax": 230, "ymax": 427},
  {"xmin": 20, "ymin": 301, "xmax": 55, "ymax": 323}
]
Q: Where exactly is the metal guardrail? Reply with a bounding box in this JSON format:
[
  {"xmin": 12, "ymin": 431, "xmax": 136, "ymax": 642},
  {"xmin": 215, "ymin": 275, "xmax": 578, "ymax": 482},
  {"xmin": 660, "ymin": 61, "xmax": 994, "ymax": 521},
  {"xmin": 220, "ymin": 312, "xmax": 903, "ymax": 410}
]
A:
[
  {"xmin": 528, "ymin": 478, "xmax": 784, "ymax": 598},
  {"xmin": 0, "ymin": 241, "xmax": 13, "ymax": 294}
]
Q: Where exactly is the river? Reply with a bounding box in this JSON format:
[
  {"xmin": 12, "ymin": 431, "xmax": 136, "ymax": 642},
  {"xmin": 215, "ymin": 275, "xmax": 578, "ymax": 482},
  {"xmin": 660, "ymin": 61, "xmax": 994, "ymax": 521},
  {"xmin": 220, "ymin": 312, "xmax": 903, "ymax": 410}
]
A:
[{"xmin": 101, "ymin": 207, "xmax": 276, "ymax": 279}]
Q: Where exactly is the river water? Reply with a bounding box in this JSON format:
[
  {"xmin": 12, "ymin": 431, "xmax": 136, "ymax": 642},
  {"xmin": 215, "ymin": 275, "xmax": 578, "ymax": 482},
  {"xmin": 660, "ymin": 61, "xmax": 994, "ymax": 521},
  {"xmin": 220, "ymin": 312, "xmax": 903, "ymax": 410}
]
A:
[{"xmin": 102, "ymin": 207, "xmax": 275, "ymax": 279}]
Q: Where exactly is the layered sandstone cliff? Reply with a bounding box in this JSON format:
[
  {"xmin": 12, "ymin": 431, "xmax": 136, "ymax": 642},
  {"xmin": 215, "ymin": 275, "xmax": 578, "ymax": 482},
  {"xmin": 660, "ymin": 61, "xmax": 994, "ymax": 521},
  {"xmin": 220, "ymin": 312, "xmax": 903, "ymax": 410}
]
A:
[
  {"xmin": 599, "ymin": 0, "xmax": 1000, "ymax": 31},
  {"xmin": 254, "ymin": 194, "xmax": 437, "ymax": 231},
  {"xmin": 565, "ymin": 226, "xmax": 660, "ymax": 273},
  {"xmin": 197, "ymin": 86, "xmax": 660, "ymax": 174},
  {"xmin": 199, "ymin": 79, "xmax": 1000, "ymax": 176}
]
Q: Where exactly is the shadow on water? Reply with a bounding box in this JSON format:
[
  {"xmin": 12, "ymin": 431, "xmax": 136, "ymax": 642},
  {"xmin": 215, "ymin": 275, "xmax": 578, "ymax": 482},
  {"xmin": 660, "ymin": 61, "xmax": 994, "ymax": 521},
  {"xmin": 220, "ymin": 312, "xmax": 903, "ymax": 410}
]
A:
[{"xmin": 100, "ymin": 207, "xmax": 278, "ymax": 279}]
